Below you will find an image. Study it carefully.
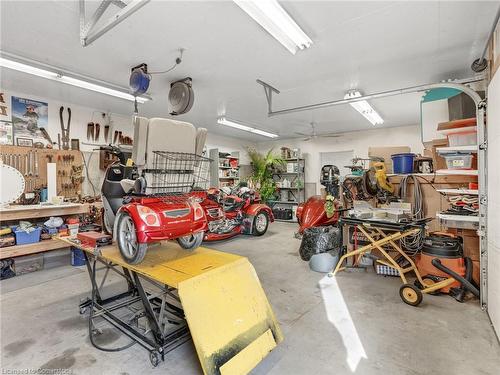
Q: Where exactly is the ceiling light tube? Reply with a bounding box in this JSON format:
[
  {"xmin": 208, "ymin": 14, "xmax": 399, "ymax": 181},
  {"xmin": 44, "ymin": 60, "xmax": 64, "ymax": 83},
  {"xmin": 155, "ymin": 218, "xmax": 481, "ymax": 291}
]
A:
[
  {"xmin": 344, "ymin": 91, "xmax": 383, "ymax": 125},
  {"xmin": 0, "ymin": 53, "xmax": 150, "ymax": 103},
  {"xmin": 218, "ymin": 117, "xmax": 278, "ymax": 138},
  {"xmin": 233, "ymin": 0, "xmax": 312, "ymax": 55}
]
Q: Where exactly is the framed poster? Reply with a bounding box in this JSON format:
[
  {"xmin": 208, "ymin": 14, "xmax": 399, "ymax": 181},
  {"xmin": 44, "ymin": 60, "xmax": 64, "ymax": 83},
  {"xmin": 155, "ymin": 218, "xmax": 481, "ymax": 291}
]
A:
[
  {"xmin": 16, "ymin": 137, "xmax": 33, "ymax": 147},
  {"xmin": 11, "ymin": 96, "xmax": 49, "ymax": 146},
  {"xmin": 0, "ymin": 91, "xmax": 11, "ymax": 121},
  {"xmin": 0, "ymin": 121, "xmax": 13, "ymax": 145}
]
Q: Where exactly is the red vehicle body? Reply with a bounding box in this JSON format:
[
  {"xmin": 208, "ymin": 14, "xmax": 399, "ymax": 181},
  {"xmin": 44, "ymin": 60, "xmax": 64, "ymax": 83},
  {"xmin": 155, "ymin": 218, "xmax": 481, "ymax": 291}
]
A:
[
  {"xmin": 192, "ymin": 187, "xmax": 274, "ymax": 241},
  {"xmin": 118, "ymin": 195, "xmax": 207, "ymax": 243},
  {"xmin": 296, "ymin": 196, "xmax": 340, "ymax": 234}
]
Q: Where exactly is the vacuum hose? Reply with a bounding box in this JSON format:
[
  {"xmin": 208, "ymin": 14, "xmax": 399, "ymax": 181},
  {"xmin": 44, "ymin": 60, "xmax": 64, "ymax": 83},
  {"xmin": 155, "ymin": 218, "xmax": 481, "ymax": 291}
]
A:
[{"xmin": 431, "ymin": 258, "xmax": 479, "ymax": 298}]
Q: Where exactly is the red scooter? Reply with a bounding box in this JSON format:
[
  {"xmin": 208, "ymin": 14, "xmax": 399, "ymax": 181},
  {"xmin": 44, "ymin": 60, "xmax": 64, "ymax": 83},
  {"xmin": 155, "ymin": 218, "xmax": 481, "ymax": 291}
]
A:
[
  {"xmin": 193, "ymin": 185, "xmax": 274, "ymax": 241},
  {"xmin": 111, "ymin": 150, "xmax": 211, "ymax": 264},
  {"xmin": 296, "ymin": 165, "xmax": 341, "ymax": 234}
]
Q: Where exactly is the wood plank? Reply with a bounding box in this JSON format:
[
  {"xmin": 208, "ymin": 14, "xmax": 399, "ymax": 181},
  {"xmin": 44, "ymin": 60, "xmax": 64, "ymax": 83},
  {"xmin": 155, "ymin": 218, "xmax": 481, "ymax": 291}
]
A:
[
  {"xmin": 0, "ymin": 202, "xmax": 101, "ymax": 222},
  {"xmin": 388, "ymin": 174, "xmax": 477, "ymax": 184},
  {"xmin": 0, "ymin": 238, "xmax": 69, "ymax": 259}
]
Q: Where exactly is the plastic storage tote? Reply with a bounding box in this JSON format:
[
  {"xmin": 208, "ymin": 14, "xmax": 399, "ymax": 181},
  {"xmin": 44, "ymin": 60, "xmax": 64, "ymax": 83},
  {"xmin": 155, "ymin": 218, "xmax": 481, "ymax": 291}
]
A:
[
  {"xmin": 71, "ymin": 248, "xmax": 86, "ymax": 266},
  {"xmin": 13, "ymin": 226, "xmax": 41, "ymax": 245},
  {"xmin": 447, "ymin": 129, "xmax": 477, "ymax": 147},
  {"xmin": 391, "ymin": 153, "xmax": 415, "ymax": 174},
  {"xmin": 443, "ymin": 153, "xmax": 473, "ymax": 170}
]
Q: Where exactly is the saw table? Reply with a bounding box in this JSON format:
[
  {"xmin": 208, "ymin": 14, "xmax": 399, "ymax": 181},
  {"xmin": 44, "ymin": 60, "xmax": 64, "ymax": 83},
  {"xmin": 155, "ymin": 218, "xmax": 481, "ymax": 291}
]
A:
[{"xmin": 59, "ymin": 237, "xmax": 283, "ymax": 374}]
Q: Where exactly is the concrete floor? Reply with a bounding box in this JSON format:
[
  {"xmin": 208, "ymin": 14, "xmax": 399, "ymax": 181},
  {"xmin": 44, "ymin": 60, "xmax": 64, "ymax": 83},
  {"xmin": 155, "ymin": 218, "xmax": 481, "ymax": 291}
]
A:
[{"xmin": 1, "ymin": 222, "xmax": 499, "ymax": 374}]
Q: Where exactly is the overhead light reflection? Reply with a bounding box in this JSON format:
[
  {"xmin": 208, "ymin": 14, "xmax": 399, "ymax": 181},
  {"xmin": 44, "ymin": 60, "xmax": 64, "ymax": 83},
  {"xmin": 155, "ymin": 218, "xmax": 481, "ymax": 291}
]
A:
[{"xmin": 319, "ymin": 275, "xmax": 367, "ymax": 372}]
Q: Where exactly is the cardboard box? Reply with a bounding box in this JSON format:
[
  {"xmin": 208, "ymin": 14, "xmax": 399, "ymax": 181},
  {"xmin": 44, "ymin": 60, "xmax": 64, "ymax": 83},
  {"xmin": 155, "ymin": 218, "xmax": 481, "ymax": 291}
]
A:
[
  {"xmin": 472, "ymin": 260, "xmax": 480, "ymax": 286},
  {"xmin": 368, "ymin": 146, "xmax": 411, "ymax": 174},
  {"xmin": 423, "ymin": 138, "xmax": 448, "ymax": 171},
  {"xmin": 448, "ymin": 228, "xmax": 480, "ymax": 261}
]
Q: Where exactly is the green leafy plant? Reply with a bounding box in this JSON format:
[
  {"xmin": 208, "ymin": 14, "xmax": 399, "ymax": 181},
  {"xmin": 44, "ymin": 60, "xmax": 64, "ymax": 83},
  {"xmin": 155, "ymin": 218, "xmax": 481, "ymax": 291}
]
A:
[{"xmin": 246, "ymin": 148, "xmax": 285, "ymax": 203}]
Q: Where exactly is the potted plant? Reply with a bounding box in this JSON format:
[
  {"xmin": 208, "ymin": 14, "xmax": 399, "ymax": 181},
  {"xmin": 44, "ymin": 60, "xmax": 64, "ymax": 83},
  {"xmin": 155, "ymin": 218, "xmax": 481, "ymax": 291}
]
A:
[{"xmin": 246, "ymin": 148, "xmax": 285, "ymax": 203}]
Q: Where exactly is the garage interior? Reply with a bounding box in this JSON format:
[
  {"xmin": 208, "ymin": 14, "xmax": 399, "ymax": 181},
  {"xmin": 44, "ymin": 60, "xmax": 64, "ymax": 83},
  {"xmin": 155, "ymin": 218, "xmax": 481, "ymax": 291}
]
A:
[{"xmin": 1, "ymin": 1, "xmax": 500, "ymax": 374}]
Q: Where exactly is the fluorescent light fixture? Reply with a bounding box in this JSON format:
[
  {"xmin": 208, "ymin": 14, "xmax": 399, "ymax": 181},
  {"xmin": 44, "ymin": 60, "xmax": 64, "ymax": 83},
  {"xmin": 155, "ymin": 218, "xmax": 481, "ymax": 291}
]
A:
[
  {"xmin": 218, "ymin": 117, "xmax": 278, "ymax": 138},
  {"xmin": 0, "ymin": 54, "xmax": 149, "ymax": 103},
  {"xmin": 344, "ymin": 91, "xmax": 384, "ymax": 125},
  {"xmin": 233, "ymin": 0, "xmax": 313, "ymax": 55}
]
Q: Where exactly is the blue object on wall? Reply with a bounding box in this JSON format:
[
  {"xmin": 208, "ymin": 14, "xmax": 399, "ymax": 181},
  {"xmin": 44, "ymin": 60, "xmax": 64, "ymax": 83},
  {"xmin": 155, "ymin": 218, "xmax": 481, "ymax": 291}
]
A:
[{"xmin": 129, "ymin": 69, "xmax": 150, "ymax": 96}]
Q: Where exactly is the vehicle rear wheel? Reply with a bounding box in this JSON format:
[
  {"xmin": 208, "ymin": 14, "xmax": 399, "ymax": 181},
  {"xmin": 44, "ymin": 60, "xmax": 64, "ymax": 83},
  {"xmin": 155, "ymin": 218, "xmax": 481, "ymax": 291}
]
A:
[
  {"xmin": 102, "ymin": 209, "xmax": 113, "ymax": 235},
  {"xmin": 177, "ymin": 231, "xmax": 204, "ymax": 251},
  {"xmin": 116, "ymin": 212, "xmax": 147, "ymax": 264},
  {"xmin": 253, "ymin": 211, "xmax": 269, "ymax": 236}
]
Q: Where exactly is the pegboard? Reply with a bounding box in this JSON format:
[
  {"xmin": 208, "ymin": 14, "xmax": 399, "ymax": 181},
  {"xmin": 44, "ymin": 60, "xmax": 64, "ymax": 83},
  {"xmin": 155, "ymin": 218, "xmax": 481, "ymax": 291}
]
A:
[{"xmin": 0, "ymin": 145, "xmax": 83, "ymax": 198}]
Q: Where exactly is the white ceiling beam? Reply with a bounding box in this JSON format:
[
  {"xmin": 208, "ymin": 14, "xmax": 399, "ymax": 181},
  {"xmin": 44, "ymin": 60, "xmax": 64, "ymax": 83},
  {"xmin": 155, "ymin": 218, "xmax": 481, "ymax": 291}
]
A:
[{"xmin": 79, "ymin": 0, "xmax": 150, "ymax": 47}]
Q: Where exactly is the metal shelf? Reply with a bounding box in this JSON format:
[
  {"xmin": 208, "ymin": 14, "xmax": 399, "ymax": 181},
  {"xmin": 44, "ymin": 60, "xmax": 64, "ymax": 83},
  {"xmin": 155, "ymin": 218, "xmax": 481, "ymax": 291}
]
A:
[
  {"xmin": 436, "ymin": 145, "xmax": 478, "ymax": 154},
  {"xmin": 436, "ymin": 213, "xmax": 479, "ymax": 222},
  {"xmin": 435, "ymin": 169, "xmax": 478, "ymax": 176},
  {"xmin": 436, "ymin": 189, "xmax": 478, "ymax": 195}
]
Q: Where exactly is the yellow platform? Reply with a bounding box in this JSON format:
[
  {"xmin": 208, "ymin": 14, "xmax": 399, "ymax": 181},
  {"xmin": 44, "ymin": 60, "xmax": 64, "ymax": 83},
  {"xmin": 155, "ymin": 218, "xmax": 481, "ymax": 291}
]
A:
[{"xmin": 60, "ymin": 238, "xmax": 283, "ymax": 375}]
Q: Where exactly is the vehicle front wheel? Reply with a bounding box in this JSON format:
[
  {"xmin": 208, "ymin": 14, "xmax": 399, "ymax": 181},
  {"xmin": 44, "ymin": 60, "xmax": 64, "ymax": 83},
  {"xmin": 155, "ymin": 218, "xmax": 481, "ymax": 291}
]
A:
[
  {"xmin": 177, "ymin": 232, "xmax": 204, "ymax": 251},
  {"xmin": 253, "ymin": 211, "xmax": 269, "ymax": 236},
  {"xmin": 116, "ymin": 212, "xmax": 148, "ymax": 264}
]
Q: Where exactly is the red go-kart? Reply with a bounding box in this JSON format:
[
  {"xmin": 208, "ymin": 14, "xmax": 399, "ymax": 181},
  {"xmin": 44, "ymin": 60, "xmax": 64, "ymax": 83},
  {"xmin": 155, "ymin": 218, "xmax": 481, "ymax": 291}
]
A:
[
  {"xmin": 193, "ymin": 186, "xmax": 274, "ymax": 241},
  {"xmin": 115, "ymin": 194, "xmax": 207, "ymax": 264}
]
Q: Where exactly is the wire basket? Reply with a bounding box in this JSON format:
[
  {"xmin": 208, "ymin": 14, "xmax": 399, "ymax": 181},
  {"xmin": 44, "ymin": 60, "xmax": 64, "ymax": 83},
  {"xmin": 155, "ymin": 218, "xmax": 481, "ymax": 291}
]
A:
[{"xmin": 142, "ymin": 151, "xmax": 211, "ymax": 195}]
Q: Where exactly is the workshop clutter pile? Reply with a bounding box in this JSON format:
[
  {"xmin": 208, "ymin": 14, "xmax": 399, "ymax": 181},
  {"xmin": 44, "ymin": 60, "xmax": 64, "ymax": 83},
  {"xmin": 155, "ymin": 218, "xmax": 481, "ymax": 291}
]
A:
[
  {"xmin": 443, "ymin": 194, "xmax": 479, "ymax": 216},
  {"xmin": 295, "ymin": 142, "xmax": 480, "ymax": 306},
  {"xmin": 0, "ymin": 209, "xmax": 101, "ymax": 279}
]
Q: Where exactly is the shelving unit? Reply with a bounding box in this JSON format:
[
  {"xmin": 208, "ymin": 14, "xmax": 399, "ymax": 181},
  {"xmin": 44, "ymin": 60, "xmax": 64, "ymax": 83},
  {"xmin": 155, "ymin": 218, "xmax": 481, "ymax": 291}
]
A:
[
  {"xmin": 269, "ymin": 155, "xmax": 305, "ymax": 222},
  {"xmin": 209, "ymin": 149, "xmax": 240, "ymax": 188}
]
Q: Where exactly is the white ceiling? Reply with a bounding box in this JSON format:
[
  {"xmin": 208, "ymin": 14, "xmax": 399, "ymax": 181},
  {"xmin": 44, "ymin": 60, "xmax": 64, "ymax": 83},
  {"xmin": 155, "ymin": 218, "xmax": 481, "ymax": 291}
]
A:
[{"xmin": 0, "ymin": 0, "xmax": 497, "ymax": 141}]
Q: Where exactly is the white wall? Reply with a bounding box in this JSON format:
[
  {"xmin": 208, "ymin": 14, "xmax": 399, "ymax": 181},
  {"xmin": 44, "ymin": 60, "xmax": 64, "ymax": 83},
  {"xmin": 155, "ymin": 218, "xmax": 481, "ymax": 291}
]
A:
[
  {"xmin": 1, "ymin": 88, "xmax": 255, "ymax": 194},
  {"xmin": 487, "ymin": 69, "xmax": 500, "ymax": 338},
  {"xmin": 1, "ymin": 89, "xmax": 134, "ymax": 152},
  {"xmin": 421, "ymin": 99, "xmax": 449, "ymax": 142},
  {"xmin": 256, "ymin": 124, "xmax": 424, "ymax": 194},
  {"xmin": 205, "ymin": 133, "xmax": 255, "ymax": 165}
]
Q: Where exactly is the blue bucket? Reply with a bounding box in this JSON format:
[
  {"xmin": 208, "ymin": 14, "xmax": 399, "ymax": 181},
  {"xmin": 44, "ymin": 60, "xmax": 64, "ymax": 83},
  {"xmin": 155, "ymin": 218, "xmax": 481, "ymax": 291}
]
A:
[
  {"xmin": 391, "ymin": 153, "xmax": 415, "ymax": 174},
  {"xmin": 71, "ymin": 248, "xmax": 86, "ymax": 266}
]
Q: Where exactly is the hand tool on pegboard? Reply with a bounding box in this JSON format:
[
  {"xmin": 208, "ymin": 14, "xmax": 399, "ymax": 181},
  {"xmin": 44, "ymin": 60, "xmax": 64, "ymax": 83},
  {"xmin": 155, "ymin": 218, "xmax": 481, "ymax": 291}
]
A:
[
  {"xmin": 104, "ymin": 124, "xmax": 110, "ymax": 143},
  {"xmin": 87, "ymin": 122, "xmax": 94, "ymax": 141},
  {"xmin": 34, "ymin": 150, "xmax": 39, "ymax": 177},
  {"xmin": 95, "ymin": 123, "xmax": 100, "ymax": 141},
  {"xmin": 59, "ymin": 106, "xmax": 71, "ymax": 150},
  {"xmin": 39, "ymin": 127, "xmax": 53, "ymax": 146}
]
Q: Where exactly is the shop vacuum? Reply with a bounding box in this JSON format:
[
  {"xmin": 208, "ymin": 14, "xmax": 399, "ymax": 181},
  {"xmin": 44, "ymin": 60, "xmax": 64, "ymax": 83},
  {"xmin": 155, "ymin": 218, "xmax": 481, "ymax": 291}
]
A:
[{"xmin": 416, "ymin": 233, "xmax": 479, "ymax": 302}]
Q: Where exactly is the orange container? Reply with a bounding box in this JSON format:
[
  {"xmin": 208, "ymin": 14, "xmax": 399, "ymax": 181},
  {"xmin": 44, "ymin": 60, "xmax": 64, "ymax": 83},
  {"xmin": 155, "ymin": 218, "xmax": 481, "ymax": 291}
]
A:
[{"xmin": 416, "ymin": 253, "xmax": 466, "ymax": 293}]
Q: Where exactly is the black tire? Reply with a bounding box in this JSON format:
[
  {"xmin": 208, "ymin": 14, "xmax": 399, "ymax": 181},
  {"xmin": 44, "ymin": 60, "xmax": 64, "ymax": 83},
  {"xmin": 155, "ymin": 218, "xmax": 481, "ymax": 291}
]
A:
[
  {"xmin": 253, "ymin": 211, "xmax": 269, "ymax": 236},
  {"xmin": 116, "ymin": 212, "xmax": 148, "ymax": 264},
  {"xmin": 177, "ymin": 232, "xmax": 204, "ymax": 250},
  {"xmin": 149, "ymin": 351, "xmax": 160, "ymax": 367},
  {"xmin": 399, "ymin": 284, "xmax": 423, "ymax": 306},
  {"xmin": 102, "ymin": 209, "xmax": 113, "ymax": 235}
]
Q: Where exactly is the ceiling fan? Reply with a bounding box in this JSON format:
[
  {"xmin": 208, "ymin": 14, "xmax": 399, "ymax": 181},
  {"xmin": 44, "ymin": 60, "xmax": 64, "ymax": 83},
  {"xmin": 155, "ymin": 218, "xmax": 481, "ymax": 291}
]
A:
[{"xmin": 294, "ymin": 122, "xmax": 342, "ymax": 141}]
